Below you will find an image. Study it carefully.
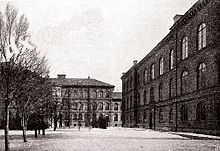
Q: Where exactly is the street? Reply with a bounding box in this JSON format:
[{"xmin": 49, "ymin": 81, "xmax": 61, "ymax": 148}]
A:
[{"xmin": 0, "ymin": 128, "xmax": 220, "ymax": 151}]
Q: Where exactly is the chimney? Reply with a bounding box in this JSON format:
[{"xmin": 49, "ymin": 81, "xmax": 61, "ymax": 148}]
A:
[
  {"xmin": 57, "ymin": 74, "xmax": 66, "ymax": 79},
  {"xmin": 133, "ymin": 60, "xmax": 138, "ymax": 65},
  {"xmin": 173, "ymin": 14, "xmax": 183, "ymax": 23}
]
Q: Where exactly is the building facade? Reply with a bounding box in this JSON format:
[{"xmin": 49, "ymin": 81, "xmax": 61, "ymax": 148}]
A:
[
  {"xmin": 51, "ymin": 74, "xmax": 122, "ymax": 128},
  {"xmin": 121, "ymin": 0, "xmax": 220, "ymax": 135}
]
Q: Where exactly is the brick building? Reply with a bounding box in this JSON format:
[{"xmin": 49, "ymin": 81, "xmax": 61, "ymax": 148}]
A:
[
  {"xmin": 51, "ymin": 74, "xmax": 122, "ymax": 128},
  {"xmin": 121, "ymin": 0, "xmax": 220, "ymax": 135}
]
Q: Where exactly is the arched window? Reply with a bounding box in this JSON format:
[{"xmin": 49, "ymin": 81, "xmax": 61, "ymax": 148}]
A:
[
  {"xmin": 182, "ymin": 37, "xmax": 188, "ymax": 60},
  {"xmin": 170, "ymin": 50, "xmax": 174, "ymax": 70},
  {"xmin": 196, "ymin": 102, "xmax": 206, "ymax": 121},
  {"xmin": 105, "ymin": 102, "xmax": 110, "ymax": 110},
  {"xmin": 137, "ymin": 92, "xmax": 141, "ymax": 106},
  {"xmin": 169, "ymin": 107, "xmax": 173, "ymax": 123},
  {"xmin": 150, "ymin": 64, "xmax": 155, "ymax": 80},
  {"xmin": 197, "ymin": 63, "xmax": 207, "ymax": 89},
  {"xmin": 159, "ymin": 57, "xmax": 164, "ymax": 75},
  {"xmin": 181, "ymin": 71, "xmax": 189, "ymax": 94},
  {"xmin": 150, "ymin": 87, "xmax": 154, "ymax": 103},
  {"xmin": 180, "ymin": 104, "xmax": 188, "ymax": 121},
  {"xmin": 114, "ymin": 103, "xmax": 119, "ymax": 111},
  {"xmin": 144, "ymin": 69, "xmax": 148, "ymax": 84},
  {"xmin": 159, "ymin": 83, "xmax": 163, "ymax": 101},
  {"xmin": 159, "ymin": 108, "xmax": 163, "ymax": 123},
  {"xmin": 99, "ymin": 102, "xmax": 103, "ymax": 110},
  {"xmin": 93, "ymin": 102, "xmax": 97, "ymax": 110},
  {"xmin": 143, "ymin": 90, "xmax": 147, "ymax": 105},
  {"xmin": 198, "ymin": 23, "xmax": 207, "ymax": 50}
]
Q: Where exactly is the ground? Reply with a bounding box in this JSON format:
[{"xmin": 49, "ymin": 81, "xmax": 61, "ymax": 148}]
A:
[{"xmin": 0, "ymin": 128, "xmax": 220, "ymax": 151}]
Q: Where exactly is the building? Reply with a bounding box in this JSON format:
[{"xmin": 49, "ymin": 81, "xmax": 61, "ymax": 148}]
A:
[
  {"xmin": 121, "ymin": 0, "xmax": 220, "ymax": 135},
  {"xmin": 51, "ymin": 74, "xmax": 122, "ymax": 128}
]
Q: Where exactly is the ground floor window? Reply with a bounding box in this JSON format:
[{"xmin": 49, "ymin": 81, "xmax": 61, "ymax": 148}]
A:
[
  {"xmin": 180, "ymin": 104, "xmax": 188, "ymax": 122},
  {"xmin": 159, "ymin": 108, "xmax": 163, "ymax": 123},
  {"xmin": 196, "ymin": 102, "xmax": 206, "ymax": 121},
  {"xmin": 169, "ymin": 107, "xmax": 173, "ymax": 123}
]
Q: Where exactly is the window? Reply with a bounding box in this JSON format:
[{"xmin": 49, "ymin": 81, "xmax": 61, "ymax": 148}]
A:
[
  {"xmin": 150, "ymin": 64, "xmax": 155, "ymax": 80},
  {"xmin": 180, "ymin": 104, "xmax": 188, "ymax": 121},
  {"xmin": 169, "ymin": 107, "xmax": 173, "ymax": 123},
  {"xmin": 197, "ymin": 63, "xmax": 207, "ymax": 89},
  {"xmin": 159, "ymin": 57, "xmax": 164, "ymax": 75},
  {"xmin": 170, "ymin": 50, "xmax": 174, "ymax": 70},
  {"xmin": 93, "ymin": 102, "xmax": 97, "ymax": 110},
  {"xmin": 137, "ymin": 92, "xmax": 141, "ymax": 106},
  {"xmin": 181, "ymin": 71, "xmax": 189, "ymax": 94},
  {"xmin": 72, "ymin": 103, "xmax": 77, "ymax": 110},
  {"xmin": 114, "ymin": 114, "xmax": 118, "ymax": 121},
  {"xmin": 143, "ymin": 90, "xmax": 147, "ymax": 105},
  {"xmin": 196, "ymin": 102, "xmax": 206, "ymax": 121},
  {"xmin": 105, "ymin": 102, "xmax": 110, "ymax": 110},
  {"xmin": 114, "ymin": 103, "xmax": 119, "ymax": 111},
  {"xmin": 159, "ymin": 108, "xmax": 163, "ymax": 123},
  {"xmin": 159, "ymin": 83, "xmax": 163, "ymax": 101},
  {"xmin": 150, "ymin": 87, "xmax": 154, "ymax": 103},
  {"xmin": 99, "ymin": 91, "xmax": 104, "ymax": 98},
  {"xmin": 182, "ymin": 37, "xmax": 188, "ymax": 60},
  {"xmin": 79, "ymin": 103, "xmax": 84, "ymax": 110},
  {"xmin": 79, "ymin": 113, "xmax": 83, "ymax": 120},
  {"xmin": 99, "ymin": 102, "xmax": 103, "ymax": 110},
  {"xmin": 130, "ymin": 95, "xmax": 132, "ymax": 108},
  {"xmin": 73, "ymin": 113, "xmax": 77, "ymax": 120},
  {"xmin": 198, "ymin": 23, "xmax": 207, "ymax": 50},
  {"xmin": 144, "ymin": 69, "xmax": 148, "ymax": 84}
]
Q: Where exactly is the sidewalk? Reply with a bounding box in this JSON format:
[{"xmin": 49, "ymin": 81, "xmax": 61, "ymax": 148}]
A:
[{"xmin": 169, "ymin": 131, "xmax": 220, "ymax": 140}]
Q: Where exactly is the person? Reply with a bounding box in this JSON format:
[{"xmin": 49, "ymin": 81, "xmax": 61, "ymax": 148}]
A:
[{"xmin": 78, "ymin": 120, "xmax": 81, "ymax": 131}]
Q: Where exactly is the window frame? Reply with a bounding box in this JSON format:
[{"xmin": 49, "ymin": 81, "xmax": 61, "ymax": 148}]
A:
[{"xmin": 182, "ymin": 36, "xmax": 189, "ymax": 60}]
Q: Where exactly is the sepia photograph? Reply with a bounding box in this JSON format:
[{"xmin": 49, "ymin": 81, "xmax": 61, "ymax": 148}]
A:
[{"xmin": 0, "ymin": 0, "xmax": 220, "ymax": 150}]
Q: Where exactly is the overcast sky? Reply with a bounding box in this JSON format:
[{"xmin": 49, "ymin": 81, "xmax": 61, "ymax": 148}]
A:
[{"xmin": 6, "ymin": 0, "xmax": 197, "ymax": 91}]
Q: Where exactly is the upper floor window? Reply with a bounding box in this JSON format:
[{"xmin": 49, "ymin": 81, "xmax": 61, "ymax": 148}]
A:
[
  {"xmin": 150, "ymin": 87, "xmax": 154, "ymax": 103},
  {"xmin": 99, "ymin": 102, "xmax": 103, "ymax": 110},
  {"xmin": 181, "ymin": 71, "xmax": 189, "ymax": 94},
  {"xmin": 197, "ymin": 63, "xmax": 207, "ymax": 89},
  {"xmin": 170, "ymin": 50, "xmax": 174, "ymax": 70},
  {"xmin": 150, "ymin": 64, "xmax": 155, "ymax": 80},
  {"xmin": 143, "ymin": 69, "xmax": 148, "ymax": 84},
  {"xmin": 143, "ymin": 90, "xmax": 147, "ymax": 105},
  {"xmin": 114, "ymin": 103, "xmax": 119, "ymax": 111},
  {"xmin": 182, "ymin": 37, "xmax": 188, "ymax": 60},
  {"xmin": 159, "ymin": 57, "xmax": 164, "ymax": 75},
  {"xmin": 198, "ymin": 23, "xmax": 207, "ymax": 50},
  {"xmin": 105, "ymin": 102, "xmax": 110, "ymax": 110},
  {"xmin": 99, "ymin": 91, "xmax": 104, "ymax": 98}
]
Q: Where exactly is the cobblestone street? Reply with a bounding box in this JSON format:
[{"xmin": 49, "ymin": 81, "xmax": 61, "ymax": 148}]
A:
[{"xmin": 0, "ymin": 128, "xmax": 220, "ymax": 151}]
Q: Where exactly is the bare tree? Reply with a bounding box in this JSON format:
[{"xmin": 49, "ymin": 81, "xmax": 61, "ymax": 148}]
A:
[{"xmin": 0, "ymin": 3, "xmax": 50, "ymax": 150}]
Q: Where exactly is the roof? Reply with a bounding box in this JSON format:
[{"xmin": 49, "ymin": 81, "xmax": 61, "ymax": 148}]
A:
[
  {"xmin": 112, "ymin": 92, "xmax": 122, "ymax": 100},
  {"xmin": 50, "ymin": 78, "xmax": 115, "ymax": 88}
]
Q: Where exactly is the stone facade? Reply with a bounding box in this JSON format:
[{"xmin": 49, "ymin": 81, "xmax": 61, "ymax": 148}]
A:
[
  {"xmin": 121, "ymin": 0, "xmax": 220, "ymax": 135},
  {"xmin": 51, "ymin": 74, "xmax": 122, "ymax": 128}
]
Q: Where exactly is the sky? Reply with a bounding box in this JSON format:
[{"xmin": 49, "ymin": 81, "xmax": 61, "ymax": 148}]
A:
[{"xmin": 3, "ymin": 0, "xmax": 197, "ymax": 91}]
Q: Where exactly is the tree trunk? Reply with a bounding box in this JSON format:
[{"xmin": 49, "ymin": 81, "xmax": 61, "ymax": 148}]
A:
[
  {"xmin": 34, "ymin": 129, "xmax": 37, "ymax": 138},
  {"xmin": 4, "ymin": 104, "xmax": 10, "ymax": 151},
  {"xmin": 22, "ymin": 115, "xmax": 27, "ymax": 142},
  {"xmin": 42, "ymin": 129, "xmax": 45, "ymax": 135},
  {"xmin": 38, "ymin": 129, "xmax": 40, "ymax": 135}
]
